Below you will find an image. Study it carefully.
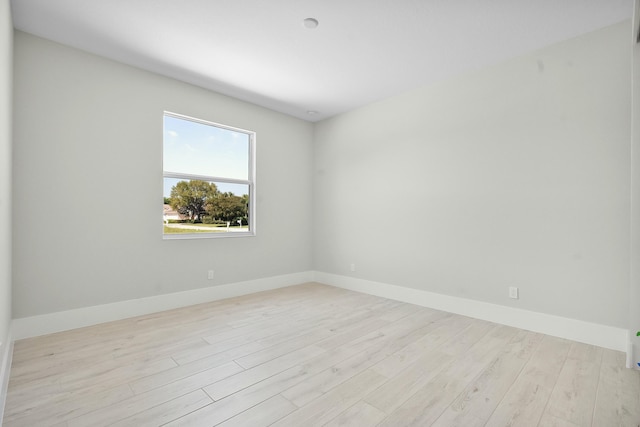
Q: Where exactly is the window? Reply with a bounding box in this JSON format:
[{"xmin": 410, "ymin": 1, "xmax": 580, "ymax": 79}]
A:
[{"xmin": 163, "ymin": 112, "xmax": 255, "ymax": 239}]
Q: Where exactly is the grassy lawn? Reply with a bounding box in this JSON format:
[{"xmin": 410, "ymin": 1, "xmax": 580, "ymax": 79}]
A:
[
  {"xmin": 163, "ymin": 226, "xmax": 214, "ymax": 233},
  {"xmin": 163, "ymin": 225, "xmax": 249, "ymax": 234}
]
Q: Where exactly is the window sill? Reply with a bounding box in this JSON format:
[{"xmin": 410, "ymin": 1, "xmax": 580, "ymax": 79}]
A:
[{"xmin": 163, "ymin": 231, "xmax": 255, "ymax": 240}]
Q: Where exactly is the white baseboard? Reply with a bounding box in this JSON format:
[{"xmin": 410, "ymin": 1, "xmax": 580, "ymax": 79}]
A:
[
  {"xmin": 313, "ymin": 271, "xmax": 628, "ymax": 352},
  {"xmin": 12, "ymin": 271, "xmax": 314, "ymax": 340},
  {"xmin": 9, "ymin": 269, "xmax": 629, "ymax": 353},
  {"xmin": 0, "ymin": 327, "xmax": 14, "ymax": 425}
]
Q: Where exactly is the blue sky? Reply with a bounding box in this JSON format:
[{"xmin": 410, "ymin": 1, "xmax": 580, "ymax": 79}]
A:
[{"xmin": 163, "ymin": 115, "xmax": 250, "ymax": 197}]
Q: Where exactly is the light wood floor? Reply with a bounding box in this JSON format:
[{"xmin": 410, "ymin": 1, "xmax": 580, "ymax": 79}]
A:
[{"xmin": 3, "ymin": 283, "xmax": 640, "ymax": 427}]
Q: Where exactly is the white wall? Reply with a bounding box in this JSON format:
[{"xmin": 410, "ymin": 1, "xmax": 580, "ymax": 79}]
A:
[
  {"xmin": 0, "ymin": 1, "xmax": 13, "ymax": 416},
  {"xmin": 314, "ymin": 22, "xmax": 631, "ymax": 329},
  {"xmin": 630, "ymin": 0, "xmax": 640, "ymax": 367},
  {"xmin": 10, "ymin": 19, "xmax": 635, "ymax": 343},
  {"xmin": 0, "ymin": 0, "xmax": 12, "ymax": 351},
  {"xmin": 12, "ymin": 32, "xmax": 314, "ymax": 318}
]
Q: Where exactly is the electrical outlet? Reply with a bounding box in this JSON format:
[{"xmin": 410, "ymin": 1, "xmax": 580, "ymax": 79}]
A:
[
  {"xmin": 509, "ymin": 286, "xmax": 519, "ymax": 299},
  {"xmin": 208, "ymin": 270, "xmax": 215, "ymax": 280},
  {"xmin": 350, "ymin": 263, "xmax": 356, "ymax": 272}
]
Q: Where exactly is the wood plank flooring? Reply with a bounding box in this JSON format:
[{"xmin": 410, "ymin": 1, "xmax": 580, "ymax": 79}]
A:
[{"xmin": 3, "ymin": 283, "xmax": 640, "ymax": 426}]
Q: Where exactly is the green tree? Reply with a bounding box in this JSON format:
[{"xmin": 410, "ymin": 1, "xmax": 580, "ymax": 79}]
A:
[
  {"xmin": 169, "ymin": 180, "xmax": 218, "ymax": 221},
  {"xmin": 206, "ymin": 192, "xmax": 247, "ymax": 223}
]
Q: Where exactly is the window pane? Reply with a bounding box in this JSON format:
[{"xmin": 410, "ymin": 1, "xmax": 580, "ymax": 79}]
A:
[
  {"xmin": 163, "ymin": 177, "xmax": 250, "ymax": 234},
  {"xmin": 163, "ymin": 114, "xmax": 249, "ymax": 179}
]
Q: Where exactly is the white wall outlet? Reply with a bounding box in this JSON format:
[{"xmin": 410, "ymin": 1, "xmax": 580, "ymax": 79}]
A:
[
  {"xmin": 208, "ymin": 270, "xmax": 215, "ymax": 280},
  {"xmin": 350, "ymin": 263, "xmax": 356, "ymax": 272},
  {"xmin": 509, "ymin": 286, "xmax": 519, "ymax": 299}
]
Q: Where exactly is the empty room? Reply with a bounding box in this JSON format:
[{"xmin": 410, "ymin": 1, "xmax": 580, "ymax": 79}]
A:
[{"xmin": 2, "ymin": 0, "xmax": 640, "ymax": 426}]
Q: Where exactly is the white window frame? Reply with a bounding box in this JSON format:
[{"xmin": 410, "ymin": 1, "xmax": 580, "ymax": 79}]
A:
[{"xmin": 162, "ymin": 111, "xmax": 256, "ymax": 240}]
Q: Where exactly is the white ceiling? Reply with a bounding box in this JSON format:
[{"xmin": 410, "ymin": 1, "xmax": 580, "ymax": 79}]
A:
[{"xmin": 10, "ymin": 0, "xmax": 634, "ymax": 122}]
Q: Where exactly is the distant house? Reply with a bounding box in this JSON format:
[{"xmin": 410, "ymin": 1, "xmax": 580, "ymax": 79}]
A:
[{"xmin": 163, "ymin": 204, "xmax": 187, "ymax": 223}]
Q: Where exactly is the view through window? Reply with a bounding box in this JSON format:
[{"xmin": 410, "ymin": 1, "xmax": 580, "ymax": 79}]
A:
[{"xmin": 163, "ymin": 112, "xmax": 255, "ymax": 238}]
